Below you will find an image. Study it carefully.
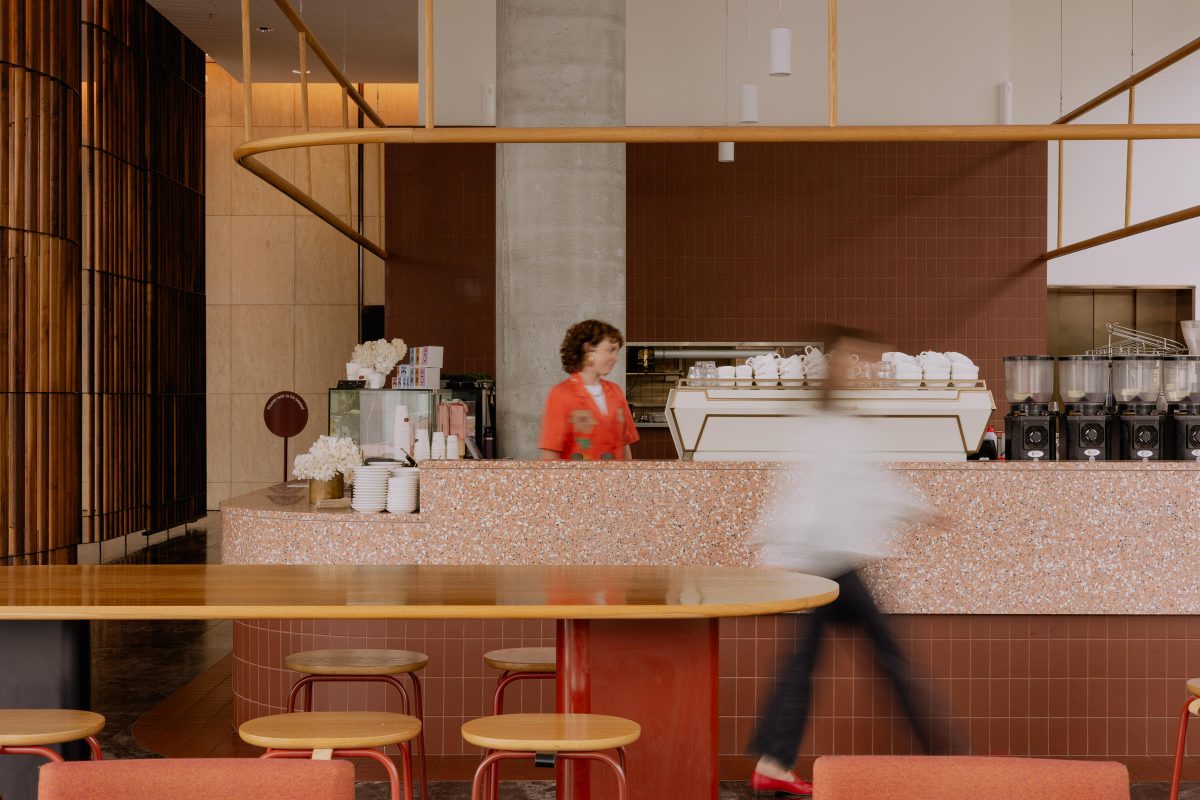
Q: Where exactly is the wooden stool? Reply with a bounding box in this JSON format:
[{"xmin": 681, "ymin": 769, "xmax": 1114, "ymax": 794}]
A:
[
  {"xmin": 484, "ymin": 647, "xmax": 556, "ymax": 715},
  {"xmin": 239, "ymin": 711, "xmax": 419, "ymax": 800},
  {"xmin": 0, "ymin": 709, "xmax": 104, "ymax": 762},
  {"xmin": 284, "ymin": 648, "xmax": 428, "ymax": 800},
  {"xmin": 1169, "ymin": 678, "xmax": 1200, "ymax": 799},
  {"xmin": 461, "ymin": 713, "xmax": 640, "ymax": 800}
]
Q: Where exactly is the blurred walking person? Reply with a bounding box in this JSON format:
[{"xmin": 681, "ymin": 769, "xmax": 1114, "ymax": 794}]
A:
[{"xmin": 748, "ymin": 327, "xmax": 953, "ymax": 798}]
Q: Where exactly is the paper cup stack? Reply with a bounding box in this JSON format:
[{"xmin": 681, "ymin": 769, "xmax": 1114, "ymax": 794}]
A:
[
  {"xmin": 351, "ymin": 464, "xmax": 393, "ymax": 513},
  {"xmin": 388, "ymin": 467, "xmax": 420, "ymax": 514},
  {"xmin": 431, "ymin": 432, "xmax": 447, "ymax": 460},
  {"xmin": 412, "ymin": 430, "xmax": 431, "ymax": 461},
  {"xmin": 392, "ymin": 405, "xmax": 413, "ymax": 460},
  {"xmin": 446, "ymin": 434, "xmax": 460, "ymax": 460}
]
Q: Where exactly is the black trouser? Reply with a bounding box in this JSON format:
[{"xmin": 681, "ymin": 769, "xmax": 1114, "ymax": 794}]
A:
[{"xmin": 749, "ymin": 569, "xmax": 937, "ymax": 767}]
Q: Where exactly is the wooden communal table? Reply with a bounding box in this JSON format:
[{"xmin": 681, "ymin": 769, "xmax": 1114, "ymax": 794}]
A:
[{"xmin": 0, "ymin": 564, "xmax": 837, "ymax": 800}]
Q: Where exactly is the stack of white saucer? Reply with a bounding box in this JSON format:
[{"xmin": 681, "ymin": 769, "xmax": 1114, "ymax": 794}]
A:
[
  {"xmin": 392, "ymin": 406, "xmax": 413, "ymax": 460},
  {"xmin": 351, "ymin": 464, "xmax": 393, "ymax": 512},
  {"xmin": 412, "ymin": 430, "xmax": 431, "ymax": 461},
  {"xmin": 387, "ymin": 467, "xmax": 419, "ymax": 513}
]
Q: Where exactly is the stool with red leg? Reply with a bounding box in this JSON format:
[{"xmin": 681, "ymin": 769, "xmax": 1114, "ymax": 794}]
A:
[
  {"xmin": 239, "ymin": 711, "xmax": 419, "ymax": 800},
  {"xmin": 285, "ymin": 649, "xmax": 428, "ymax": 800},
  {"xmin": 462, "ymin": 714, "xmax": 639, "ymax": 800},
  {"xmin": 0, "ymin": 709, "xmax": 104, "ymax": 763},
  {"xmin": 1169, "ymin": 678, "xmax": 1200, "ymax": 800}
]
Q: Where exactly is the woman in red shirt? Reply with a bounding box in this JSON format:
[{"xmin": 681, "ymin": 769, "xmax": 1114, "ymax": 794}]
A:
[{"xmin": 538, "ymin": 320, "xmax": 639, "ymax": 460}]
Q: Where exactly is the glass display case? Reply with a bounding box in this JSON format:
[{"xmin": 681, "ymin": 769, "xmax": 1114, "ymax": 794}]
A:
[{"xmin": 328, "ymin": 388, "xmax": 440, "ymax": 459}]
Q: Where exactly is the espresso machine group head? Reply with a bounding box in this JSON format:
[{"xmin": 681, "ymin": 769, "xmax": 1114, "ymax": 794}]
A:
[
  {"xmin": 1004, "ymin": 356, "xmax": 1056, "ymax": 461},
  {"xmin": 1058, "ymin": 355, "xmax": 1117, "ymax": 461}
]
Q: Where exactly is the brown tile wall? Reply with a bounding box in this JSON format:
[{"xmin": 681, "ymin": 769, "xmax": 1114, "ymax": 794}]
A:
[
  {"xmin": 626, "ymin": 142, "xmax": 1049, "ymax": 426},
  {"xmin": 383, "ymin": 144, "xmax": 496, "ymax": 375},
  {"xmin": 238, "ymin": 614, "xmax": 1200, "ymax": 780},
  {"xmin": 384, "ymin": 141, "xmax": 1047, "ymax": 444}
]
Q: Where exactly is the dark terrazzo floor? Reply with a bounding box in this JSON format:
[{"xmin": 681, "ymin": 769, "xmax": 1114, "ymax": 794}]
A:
[{"xmin": 85, "ymin": 514, "xmax": 1195, "ymax": 800}]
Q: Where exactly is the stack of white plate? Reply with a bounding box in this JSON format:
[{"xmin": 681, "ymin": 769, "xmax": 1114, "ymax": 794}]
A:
[
  {"xmin": 351, "ymin": 464, "xmax": 393, "ymax": 512},
  {"xmin": 387, "ymin": 467, "xmax": 420, "ymax": 513}
]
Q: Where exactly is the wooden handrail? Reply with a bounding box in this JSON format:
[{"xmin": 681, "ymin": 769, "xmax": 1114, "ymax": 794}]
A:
[
  {"xmin": 1054, "ymin": 34, "xmax": 1200, "ymax": 124},
  {"xmin": 827, "ymin": 0, "xmax": 837, "ymax": 127},
  {"xmin": 424, "ymin": 0, "xmax": 435, "ymax": 128},
  {"xmin": 239, "ymin": 154, "xmax": 387, "ymax": 260},
  {"xmin": 233, "ymin": 124, "xmax": 1200, "ymax": 159},
  {"xmin": 1043, "ymin": 201, "xmax": 1200, "ymax": 261},
  {"xmin": 269, "ymin": 0, "xmax": 386, "ymax": 128}
]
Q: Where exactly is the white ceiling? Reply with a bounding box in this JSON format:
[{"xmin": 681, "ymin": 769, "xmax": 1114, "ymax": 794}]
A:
[{"xmin": 147, "ymin": 0, "xmax": 418, "ymax": 83}]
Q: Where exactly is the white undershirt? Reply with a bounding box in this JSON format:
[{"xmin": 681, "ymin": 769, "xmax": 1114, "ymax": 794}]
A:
[{"xmin": 586, "ymin": 382, "xmax": 608, "ymax": 414}]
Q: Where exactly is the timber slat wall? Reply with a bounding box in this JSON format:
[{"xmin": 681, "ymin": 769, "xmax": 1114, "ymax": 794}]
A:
[
  {"xmin": 83, "ymin": 0, "xmax": 204, "ymax": 545},
  {"xmin": 0, "ymin": 0, "xmax": 82, "ymax": 564}
]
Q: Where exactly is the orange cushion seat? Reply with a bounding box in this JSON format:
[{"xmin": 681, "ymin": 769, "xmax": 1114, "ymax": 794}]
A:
[
  {"xmin": 812, "ymin": 755, "xmax": 1129, "ymax": 800},
  {"xmin": 37, "ymin": 758, "xmax": 354, "ymax": 800}
]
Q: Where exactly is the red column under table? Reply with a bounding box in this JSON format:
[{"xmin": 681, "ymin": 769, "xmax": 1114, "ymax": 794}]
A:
[{"xmin": 556, "ymin": 618, "xmax": 720, "ymax": 800}]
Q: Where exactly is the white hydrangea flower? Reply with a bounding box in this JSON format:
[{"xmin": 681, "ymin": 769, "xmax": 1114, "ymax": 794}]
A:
[{"xmin": 292, "ymin": 435, "xmax": 363, "ymax": 483}]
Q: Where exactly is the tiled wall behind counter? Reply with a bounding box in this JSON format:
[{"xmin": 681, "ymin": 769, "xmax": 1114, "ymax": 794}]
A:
[
  {"xmin": 384, "ymin": 141, "xmax": 1049, "ymax": 443},
  {"xmin": 626, "ymin": 141, "xmax": 1049, "ymax": 424}
]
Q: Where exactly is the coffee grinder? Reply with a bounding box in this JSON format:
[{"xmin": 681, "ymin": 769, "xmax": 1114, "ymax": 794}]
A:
[
  {"xmin": 1112, "ymin": 355, "xmax": 1165, "ymax": 461},
  {"xmin": 1163, "ymin": 355, "xmax": 1200, "ymax": 461},
  {"xmin": 1004, "ymin": 356, "xmax": 1056, "ymax": 461},
  {"xmin": 1057, "ymin": 355, "xmax": 1117, "ymax": 461}
]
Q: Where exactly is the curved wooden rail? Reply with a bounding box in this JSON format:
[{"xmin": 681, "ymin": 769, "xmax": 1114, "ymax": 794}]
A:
[
  {"xmin": 235, "ymin": 123, "xmax": 1200, "ymax": 160},
  {"xmin": 235, "ymin": 122, "xmax": 1200, "ymax": 261}
]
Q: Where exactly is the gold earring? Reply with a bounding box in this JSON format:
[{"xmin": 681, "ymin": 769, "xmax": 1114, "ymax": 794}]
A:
[{"xmin": 585, "ymin": 354, "xmax": 595, "ymax": 366}]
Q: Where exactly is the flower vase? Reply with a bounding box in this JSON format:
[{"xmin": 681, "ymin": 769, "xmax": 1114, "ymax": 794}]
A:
[{"xmin": 308, "ymin": 474, "xmax": 344, "ymax": 504}]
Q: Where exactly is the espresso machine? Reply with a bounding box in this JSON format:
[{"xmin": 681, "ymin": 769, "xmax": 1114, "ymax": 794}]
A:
[
  {"xmin": 1112, "ymin": 356, "xmax": 1165, "ymax": 460},
  {"xmin": 1163, "ymin": 355, "xmax": 1200, "ymax": 461},
  {"xmin": 1057, "ymin": 355, "xmax": 1117, "ymax": 461},
  {"xmin": 1004, "ymin": 356, "xmax": 1056, "ymax": 461}
]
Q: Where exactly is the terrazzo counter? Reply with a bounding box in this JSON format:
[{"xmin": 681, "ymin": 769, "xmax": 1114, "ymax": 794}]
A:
[
  {"xmin": 222, "ymin": 460, "xmax": 1200, "ymax": 773},
  {"xmin": 221, "ymin": 460, "xmax": 1200, "ymax": 615}
]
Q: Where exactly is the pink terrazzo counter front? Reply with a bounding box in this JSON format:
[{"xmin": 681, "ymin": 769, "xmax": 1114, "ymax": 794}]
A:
[{"xmin": 221, "ymin": 460, "xmax": 1200, "ymax": 614}]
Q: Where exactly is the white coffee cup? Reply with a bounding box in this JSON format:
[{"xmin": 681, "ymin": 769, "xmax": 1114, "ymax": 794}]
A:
[
  {"xmin": 781, "ymin": 364, "xmax": 804, "ymax": 380},
  {"xmin": 717, "ymin": 365, "xmax": 736, "ymax": 382},
  {"xmin": 735, "ymin": 364, "xmax": 754, "ymax": 385},
  {"xmin": 747, "ymin": 353, "xmax": 781, "ymax": 371}
]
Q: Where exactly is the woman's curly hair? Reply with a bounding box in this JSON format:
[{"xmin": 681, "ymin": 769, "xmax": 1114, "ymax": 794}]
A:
[{"xmin": 560, "ymin": 319, "xmax": 624, "ymax": 374}]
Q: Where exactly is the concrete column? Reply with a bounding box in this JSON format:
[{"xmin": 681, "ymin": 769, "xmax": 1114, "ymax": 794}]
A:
[{"xmin": 496, "ymin": 0, "xmax": 626, "ymax": 458}]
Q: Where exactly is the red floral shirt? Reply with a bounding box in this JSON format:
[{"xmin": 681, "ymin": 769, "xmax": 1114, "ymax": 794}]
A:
[{"xmin": 538, "ymin": 374, "xmax": 639, "ymax": 460}]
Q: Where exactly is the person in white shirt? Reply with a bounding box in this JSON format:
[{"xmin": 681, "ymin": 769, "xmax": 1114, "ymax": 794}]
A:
[{"xmin": 747, "ymin": 327, "xmax": 956, "ymax": 798}]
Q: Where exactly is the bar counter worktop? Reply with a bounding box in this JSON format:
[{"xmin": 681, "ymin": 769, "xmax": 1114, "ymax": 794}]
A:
[
  {"xmin": 221, "ymin": 459, "xmax": 1200, "ymax": 775},
  {"xmin": 221, "ymin": 459, "xmax": 1200, "ymax": 615}
]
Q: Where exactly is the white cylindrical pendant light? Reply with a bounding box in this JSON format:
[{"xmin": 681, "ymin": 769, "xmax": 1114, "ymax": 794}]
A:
[
  {"xmin": 718, "ymin": 141, "xmax": 735, "ymax": 162},
  {"xmin": 739, "ymin": 82, "xmax": 759, "ymax": 123},
  {"xmin": 1000, "ymin": 81, "xmax": 1013, "ymax": 125},
  {"xmin": 769, "ymin": 27, "xmax": 792, "ymax": 76}
]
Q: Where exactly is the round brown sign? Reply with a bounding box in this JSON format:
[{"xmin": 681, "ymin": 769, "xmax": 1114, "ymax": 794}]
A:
[{"xmin": 263, "ymin": 391, "xmax": 309, "ymax": 438}]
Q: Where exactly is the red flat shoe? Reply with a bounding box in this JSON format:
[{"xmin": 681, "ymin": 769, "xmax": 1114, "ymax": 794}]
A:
[{"xmin": 750, "ymin": 770, "xmax": 813, "ymax": 797}]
